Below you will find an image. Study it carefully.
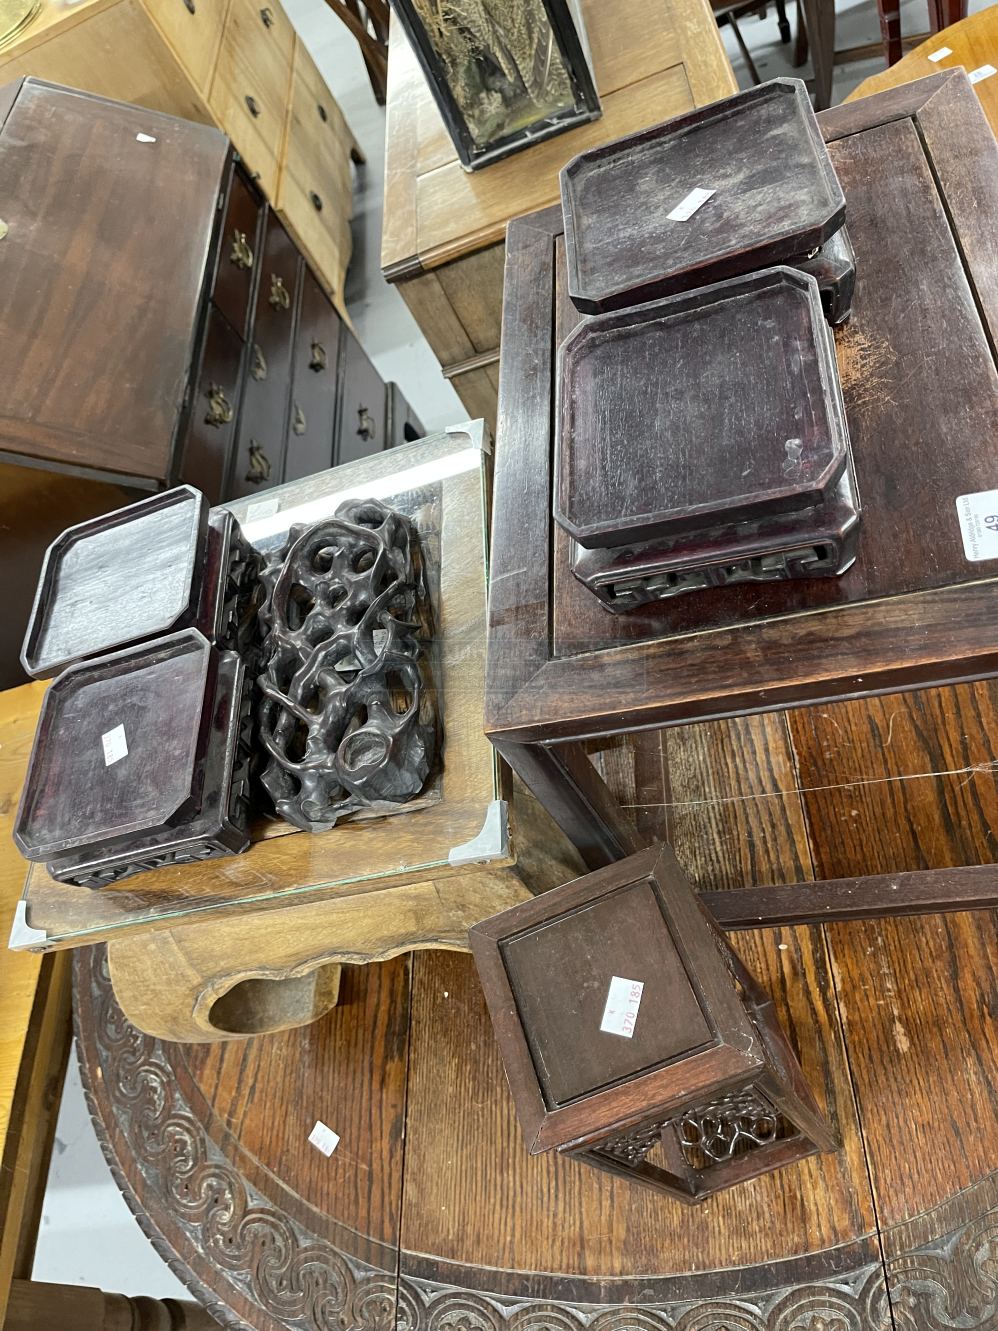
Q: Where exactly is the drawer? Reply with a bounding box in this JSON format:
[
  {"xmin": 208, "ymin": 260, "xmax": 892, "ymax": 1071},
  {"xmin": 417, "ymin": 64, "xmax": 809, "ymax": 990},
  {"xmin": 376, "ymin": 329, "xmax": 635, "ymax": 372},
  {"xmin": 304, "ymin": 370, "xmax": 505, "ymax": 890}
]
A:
[
  {"xmin": 277, "ymin": 39, "xmax": 355, "ymax": 312},
  {"xmin": 283, "ymin": 270, "xmax": 342, "ymax": 483},
  {"xmin": 208, "ymin": 0, "xmax": 294, "ymax": 199},
  {"xmin": 211, "ymin": 166, "xmax": 263, "ymax": 339},
  {"xmin": 227, "ymin": 210, "xmax": 301, "ymax": 498},
  {"xmin": 178, "ymin": 304, "xmax": 244, "ymax": 505},
  {"xmin": 141, "ymin": 0, "xmax": 228, "ymax": 95},
  {"xmin": 386, "ymin": 383, "xmax": 424, "ymax": 448},
  {"xmin": 335, "ymin": 328, "xmax": 386, "ymax": 466}
]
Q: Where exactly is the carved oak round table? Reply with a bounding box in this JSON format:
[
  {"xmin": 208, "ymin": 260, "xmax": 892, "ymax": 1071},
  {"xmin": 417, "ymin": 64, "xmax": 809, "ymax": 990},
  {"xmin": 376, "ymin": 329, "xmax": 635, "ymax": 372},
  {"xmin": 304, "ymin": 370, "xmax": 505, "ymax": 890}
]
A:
[{"xmin": 75, "ymin": 831, "xmax": 998, "ymax": 1331}]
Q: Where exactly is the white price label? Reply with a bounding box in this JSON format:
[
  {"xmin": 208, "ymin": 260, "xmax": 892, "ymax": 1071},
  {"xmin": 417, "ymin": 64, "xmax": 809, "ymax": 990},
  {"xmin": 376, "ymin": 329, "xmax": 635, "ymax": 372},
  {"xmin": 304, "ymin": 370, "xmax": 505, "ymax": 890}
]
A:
[
  {"xmin": 308, "ymin": 1121, "xmax": 340, "ymax": 1156},
  {"xmin": 667, "ymin": 187, "xmax": 715, "ymax": 221},
  {"xmin": 927, "ymin": 45, "xmax": 952, "ymax": 61},
  {"xmin": 969, "ymin": 64, "xmax": 997, "ymax": 83},
  {"xmin": 600, "ymin": 976, "xmax": 644, "ymax": 1039},
  {"xmin": 956, "ymin": 490, "xmax": 998, "ymax": 561},
  {"xmin": 101, "ymin": 724, "xmax": 128, "ymax": 767}
]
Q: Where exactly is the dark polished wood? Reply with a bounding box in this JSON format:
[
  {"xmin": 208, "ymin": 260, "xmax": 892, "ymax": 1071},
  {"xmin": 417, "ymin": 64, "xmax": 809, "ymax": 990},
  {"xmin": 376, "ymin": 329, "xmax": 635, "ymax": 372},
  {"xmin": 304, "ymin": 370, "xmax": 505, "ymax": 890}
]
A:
[
  {"xmin": 0, "ymin": 76, "xmax": 419, "ymax": 688},
  {"xmin": 561, "ymin": 78, "xmax": 844, "ymax": 314},
  {"xmin": 555, "ymin": 263, "xmax": 859, "ymax": 609},
  {"xmin": 0, "ymin": 78, "xmax": 229, "ymax": 483},
  {"xmin": 0, "ymin": 73, "xmax": 416, "ymax": 499},
  {"xmin": 14, "ymin": 630, "xmax": 251, "ymax": 888},
  {"xmin": 556, "ymin": 269, "xmax": 848, "ymax": 550},
  {"xmin": 486, "ymin": 71, "xmax": 998, "ymax": 919}
]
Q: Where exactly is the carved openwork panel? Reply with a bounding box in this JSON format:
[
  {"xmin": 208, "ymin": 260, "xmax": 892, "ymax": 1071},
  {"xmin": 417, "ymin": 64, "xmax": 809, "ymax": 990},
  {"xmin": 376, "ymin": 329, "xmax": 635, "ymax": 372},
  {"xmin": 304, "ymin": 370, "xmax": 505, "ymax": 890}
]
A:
[
  {"xmin": 595, "ymin": 1119, "xmax": 670, "ymax": 1167},
  {"xmin": 676, "ymin": 1088, "xmax": 789, "ymax": 1168},
  {"xmin": 257, "ymin": 498, "xmax": 439, "ymax": 832}
]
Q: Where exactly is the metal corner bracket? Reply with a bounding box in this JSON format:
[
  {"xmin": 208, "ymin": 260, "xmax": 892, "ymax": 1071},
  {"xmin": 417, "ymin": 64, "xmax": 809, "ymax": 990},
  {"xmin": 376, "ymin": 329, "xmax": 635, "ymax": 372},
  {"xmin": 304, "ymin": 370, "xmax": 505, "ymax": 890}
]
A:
[
  {"xmin": 9, "ymin": 898, "xmax": 49, "ymax": 952},
  {"xmin": 447, "ymin": 799, "xmax": 510, "ymax": 867}
]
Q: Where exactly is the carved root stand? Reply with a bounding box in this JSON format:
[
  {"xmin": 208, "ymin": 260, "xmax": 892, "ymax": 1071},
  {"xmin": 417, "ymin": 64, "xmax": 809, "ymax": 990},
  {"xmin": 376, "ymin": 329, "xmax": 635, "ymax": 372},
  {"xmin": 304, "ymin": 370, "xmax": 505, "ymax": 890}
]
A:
[
  {"xmin": 11, "ymin": 425, "xmax": 585, "ymax": 1042},
  {"xmin": 471, "ymin": 844, "xmax": 835, "ymax": 1201}
]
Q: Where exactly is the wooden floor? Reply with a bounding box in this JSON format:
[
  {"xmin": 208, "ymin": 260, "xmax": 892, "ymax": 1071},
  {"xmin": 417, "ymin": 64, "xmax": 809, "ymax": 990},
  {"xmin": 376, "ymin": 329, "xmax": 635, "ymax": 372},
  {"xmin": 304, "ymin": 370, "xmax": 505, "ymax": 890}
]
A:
[{"xmin": 74, "ymin": 677, "xmax": 998, "ymax": 1331}]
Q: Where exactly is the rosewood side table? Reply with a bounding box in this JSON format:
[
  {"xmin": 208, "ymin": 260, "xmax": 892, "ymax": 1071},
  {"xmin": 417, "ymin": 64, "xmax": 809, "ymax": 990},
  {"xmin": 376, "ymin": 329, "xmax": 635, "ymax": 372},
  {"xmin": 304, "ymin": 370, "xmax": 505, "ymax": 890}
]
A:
[{"xmin": 486, "ymin": 70, "xmax": 998, "ymax": 924}]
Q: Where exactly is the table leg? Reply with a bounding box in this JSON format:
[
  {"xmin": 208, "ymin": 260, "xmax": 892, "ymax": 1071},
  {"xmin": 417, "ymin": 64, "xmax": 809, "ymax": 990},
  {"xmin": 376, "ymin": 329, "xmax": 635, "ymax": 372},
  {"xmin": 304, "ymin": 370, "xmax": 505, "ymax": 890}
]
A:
[
  {"xmin": 926, "ymin": 0, "xmax": 966, "ymax": 30},
  {"xmin": 495, "ymin": 739, "xmax": 646, "ymax": 870},
  {"xmin": 877, "ymin": 0, "xmax": 903, "ymax": 63},
  {"xmin": 800, "ymin": 0, "xmax": 835, "ymax": 109},
  {"xmin": 4, "ymin": 1279, "xmax": 218, "ymax": 1330}
]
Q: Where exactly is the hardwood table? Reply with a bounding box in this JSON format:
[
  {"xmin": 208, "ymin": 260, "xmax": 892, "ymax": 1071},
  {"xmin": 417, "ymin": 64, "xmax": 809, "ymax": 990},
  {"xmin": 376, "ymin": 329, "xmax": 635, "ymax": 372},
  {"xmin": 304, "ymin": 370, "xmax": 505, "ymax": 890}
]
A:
[
  {"xmin": 380, "ymin": 0, "xmax": 737, "ymax": 429},
  {"xmin": 72, "ymin": 702, "xmax": 998, "ymax": 1328},
  {"xmin": 485, "ymin": 70, "xmax": 998, "ymax": 928},
  {"xmin": 847, "ymin": 4, "xmax": 998, "ymax": 132}
]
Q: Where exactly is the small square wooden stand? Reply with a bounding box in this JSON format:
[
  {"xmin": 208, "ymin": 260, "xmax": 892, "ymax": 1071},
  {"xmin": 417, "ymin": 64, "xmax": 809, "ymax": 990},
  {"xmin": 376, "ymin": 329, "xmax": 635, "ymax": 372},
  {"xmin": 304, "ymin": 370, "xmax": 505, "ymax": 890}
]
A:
[{"xmin": 470, "ymin": 844, "xmax": 835, "ymax": 1201}]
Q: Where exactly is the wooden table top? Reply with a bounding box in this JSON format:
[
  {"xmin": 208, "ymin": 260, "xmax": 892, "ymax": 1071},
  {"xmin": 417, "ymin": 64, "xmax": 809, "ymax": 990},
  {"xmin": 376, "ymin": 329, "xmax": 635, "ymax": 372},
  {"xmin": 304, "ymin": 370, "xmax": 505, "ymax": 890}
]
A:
[
  {"xmin": 74, "ymin": 679, "xmax": 998, "ymax": 1328},
  {"xmin": 848, "ymin": 5, "xmax": 998, "ymax": 133},
  {"xmin": 380, "ymin": 0, "xmax": 737, "ymax": 278}
]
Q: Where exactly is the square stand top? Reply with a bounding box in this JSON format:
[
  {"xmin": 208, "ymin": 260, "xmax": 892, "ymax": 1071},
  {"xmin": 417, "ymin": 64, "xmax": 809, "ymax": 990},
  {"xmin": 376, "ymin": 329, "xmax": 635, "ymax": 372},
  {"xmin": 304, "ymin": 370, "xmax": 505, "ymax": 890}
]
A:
[
  {"xmin": 555, "ymin": 266, "xmax": 849, "ymax": 549},
  {"xmin": 13, "ymin": 631, "xmax": 212, "ymax": 859},
  {"xmin": 561, "ymin": 78, "xmax": 845, "ymax": 314},
  {"xmin": 14, "ymin": 423, "xmax": 504, "ymax": 952},
  {"xmin": 21, "ymin": 486, "xmax": 208, "ymax": 678},
  {"xmin": 486, "ymin": 72, "xmax": 998, "ymax": 749},
  {"xmin": 469, "ymin": 843, "xmax": 762, "ymax": 1153}
]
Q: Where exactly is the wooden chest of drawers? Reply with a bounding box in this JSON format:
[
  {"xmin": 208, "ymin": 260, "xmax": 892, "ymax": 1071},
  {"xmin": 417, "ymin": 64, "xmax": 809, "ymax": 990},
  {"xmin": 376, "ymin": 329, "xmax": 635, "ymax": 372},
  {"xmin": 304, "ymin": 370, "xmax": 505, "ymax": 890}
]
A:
[{"xmin": 0, "ymin": 77, "xmax": 421, "ymax": 505}]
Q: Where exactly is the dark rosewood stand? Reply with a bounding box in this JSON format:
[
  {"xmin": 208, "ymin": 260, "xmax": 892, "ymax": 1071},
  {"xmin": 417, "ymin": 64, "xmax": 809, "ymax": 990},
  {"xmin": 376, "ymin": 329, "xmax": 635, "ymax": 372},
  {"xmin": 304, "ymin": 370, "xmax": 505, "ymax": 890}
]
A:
[{"xmin": 486, "ymin": 72, "xmax": 998, "ymax": 925}]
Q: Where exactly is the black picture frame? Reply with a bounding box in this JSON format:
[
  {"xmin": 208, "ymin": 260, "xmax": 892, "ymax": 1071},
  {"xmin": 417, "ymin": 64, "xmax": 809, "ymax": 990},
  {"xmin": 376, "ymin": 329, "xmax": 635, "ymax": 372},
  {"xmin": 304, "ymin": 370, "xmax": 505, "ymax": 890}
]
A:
[{"xmin": 389, "ymin": 0, "xmax": 601, "ymax": 171}]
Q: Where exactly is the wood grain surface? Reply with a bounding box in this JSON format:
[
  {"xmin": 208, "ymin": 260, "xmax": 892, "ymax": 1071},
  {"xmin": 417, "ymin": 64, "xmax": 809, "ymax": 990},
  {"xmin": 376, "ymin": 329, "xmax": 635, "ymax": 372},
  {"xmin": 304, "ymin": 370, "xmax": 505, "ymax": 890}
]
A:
[
  {"xmin": 485, "ymin": 72, "xmax": 998, "ymax": 878},
  {"xmin": 847, "ymin": 5, "xmax": 998, "ymax": 133},
  {"xmin": 0, "ymin": 78, "xmax": 229, "ymax": 481},
  {"xmin": 72, "ymin": 688, "xmax": 998, "ymax": 1326},
  {"xmin": 43, "ymin": 63, "xmax": 998, "ymax": 1331}
]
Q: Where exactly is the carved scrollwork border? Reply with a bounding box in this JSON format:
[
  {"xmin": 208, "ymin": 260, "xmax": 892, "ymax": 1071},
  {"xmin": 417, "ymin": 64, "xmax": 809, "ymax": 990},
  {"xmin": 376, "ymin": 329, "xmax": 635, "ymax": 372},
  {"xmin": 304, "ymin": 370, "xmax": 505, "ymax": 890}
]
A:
[{"xmin": 76, "ymin": 947, "xmax": 998, "ymax": 1331}]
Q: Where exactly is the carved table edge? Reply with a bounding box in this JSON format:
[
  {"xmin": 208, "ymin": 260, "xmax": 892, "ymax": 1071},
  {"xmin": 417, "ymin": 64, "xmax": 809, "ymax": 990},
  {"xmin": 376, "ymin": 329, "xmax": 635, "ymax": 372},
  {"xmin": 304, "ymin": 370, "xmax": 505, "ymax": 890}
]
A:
[{"xmin": 75, "ymin": 946, "xmax": 998, "ymax": 1331}]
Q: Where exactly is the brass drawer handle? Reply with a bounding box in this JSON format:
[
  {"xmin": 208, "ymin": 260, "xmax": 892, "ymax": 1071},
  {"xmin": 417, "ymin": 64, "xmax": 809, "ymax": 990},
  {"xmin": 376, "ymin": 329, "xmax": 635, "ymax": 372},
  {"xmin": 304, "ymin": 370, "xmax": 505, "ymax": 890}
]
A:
[
  {"xmin": 204, "ymin": 384, "xmax": 233, "ymax": 428},
  {"xmin": 310, "ymin": 191, "xmax": 323, "ymax": 212},
  {"xmin": 292, "ymin": 404, "xmax": 306, "ymax": 436},
  {"xmin": 183, "ymin": 0, "xmax": 195, "ymax": 12},
  {"xmin": 230, "ymin": 229, "xmax": 254, "ymax": 270},
  {"xmin": 317, "ymin": 103, "xmax": 328, "ymax": 123},
  {"xmin": 357, "ymin": 405, "xmax": 375, "ymax": 441},
  {"xmin": 309, "ymin": 340, "xmax": 327, "ymax": 372},
  {"xmin": 251, "ymin": 343, "xmax": 267, "ymax": 381},
  {"xmin": 268, "ymin": 274, "xmax": 290, "ymax": 311},
  {"xmin": 260, "ymin": 5, "xmax": 274, "ymax": 25},
  {"xmin": 246, "ymin": 440, "xmax": 272, "ymax": 483},
  {"xmin": 245, "ymin": 95, "xmax": 261, "ymax": 118}
]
